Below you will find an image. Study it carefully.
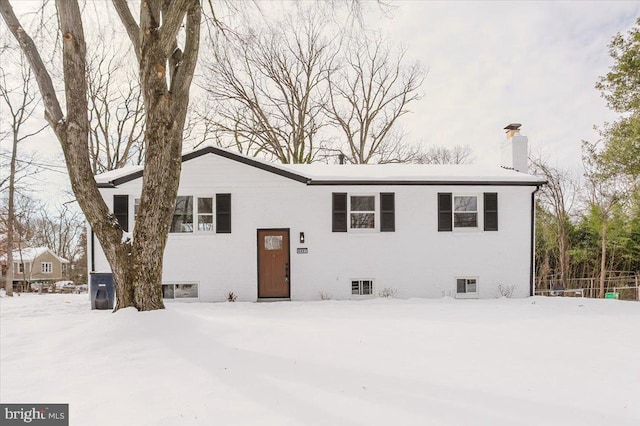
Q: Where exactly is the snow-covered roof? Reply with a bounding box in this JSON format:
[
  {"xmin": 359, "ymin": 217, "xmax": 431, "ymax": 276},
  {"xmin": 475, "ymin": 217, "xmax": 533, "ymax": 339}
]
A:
[
  {"xmin": 95, "ymin": 145, "xmax": 546, "ymax": 187},
  {"xmin": 280, "ymin": 163, "xmax": 544, "ymax": 183},
  {"xmin": 0, "ymin": 247, "xmax": 69, "ymax": 264},
  {"xmin": 94, "ymin": 165, "xmax": 143, "ymax": 184}
]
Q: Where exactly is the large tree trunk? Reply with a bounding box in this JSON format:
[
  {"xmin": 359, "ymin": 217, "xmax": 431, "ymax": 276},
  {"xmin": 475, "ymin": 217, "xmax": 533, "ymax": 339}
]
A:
[{"xmin": 1, "ymin": 0, "xmax": 200, "ymax": 311}]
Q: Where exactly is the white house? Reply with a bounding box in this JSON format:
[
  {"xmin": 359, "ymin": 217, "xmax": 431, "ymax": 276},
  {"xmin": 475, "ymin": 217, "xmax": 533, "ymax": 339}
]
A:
[{"xmin": 89, "ymin": 124, "xmax": 545, "ymax": 302}]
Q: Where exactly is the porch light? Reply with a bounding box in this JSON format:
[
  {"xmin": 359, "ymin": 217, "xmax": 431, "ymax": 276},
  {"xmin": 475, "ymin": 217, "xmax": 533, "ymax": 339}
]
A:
[{"xmin": 299, "ymin": 232, "xmax": 305, "ymax": 243}]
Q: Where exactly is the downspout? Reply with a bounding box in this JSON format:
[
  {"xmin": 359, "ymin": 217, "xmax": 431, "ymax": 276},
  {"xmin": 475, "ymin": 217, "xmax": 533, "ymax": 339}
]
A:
[
  {"xmin": 90, "ymin": 229, "xmax": 95, "ymax": 273},
  {"xmin": 530, "ymin": 185, "xmax": 541, "ymax": 296}
]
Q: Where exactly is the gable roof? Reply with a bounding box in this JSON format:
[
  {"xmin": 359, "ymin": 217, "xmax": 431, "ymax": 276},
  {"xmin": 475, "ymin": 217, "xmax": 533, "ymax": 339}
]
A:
[
  {"xmin": 0, "ymin": 247, "xmax": 69, "ymax": 264},
  {"xmin": 95, "ymin": 145, "xmax": 546, "ymax": 188}
]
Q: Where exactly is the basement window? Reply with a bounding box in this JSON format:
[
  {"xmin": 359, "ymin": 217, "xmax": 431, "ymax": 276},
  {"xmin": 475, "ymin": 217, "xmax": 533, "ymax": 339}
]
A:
[
  {"xmin": 456, "ymin": 278, "xmax": 478, "ymax": 294},
  {"xmin": 352, "ymin": 279, "xmax": 374, "ymax": 296},
  {"xmin": 162, "ymin": 283, "xmax": 198, "ymax": 299}
]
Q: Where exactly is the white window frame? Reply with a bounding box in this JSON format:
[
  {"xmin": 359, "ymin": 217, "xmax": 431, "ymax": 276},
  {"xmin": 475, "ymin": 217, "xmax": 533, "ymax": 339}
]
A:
[
  {"xmin": 162, "ymin": 195, "xmax": 220, "ymax": 235},
  {"xmin": 453, "ymin": 194, "xmax": 479, "ymax": 230},
  {"xmin": 15, "ymin": 262, "xmax": 26, "ymax": 274},
  {"xmin": 41, "ymin": 262, "xmax": 53, "ymax": 274},
  {"xmin": 456, "ymin": 277, "xmax": 479, "ymax": 298},
  {"xmin": 349, "ymin": 194, "xmax": 377, "ymax": 232},
  {"xmin": 196, "ymin": 196, "xmax": 215, "ymax": 232},
  {"xmin": 351, "ymin": 279, "xmax": 375, "ymax": 297},
  {"xmin": 161, "ymin": 282, "xmax": 199, "ymax": 301},
  {"xmin": 134, "ymin": 198, "xmax": 140, "ymax": 221},
  {"xmin": 170, "ymin": 196, "xmax": 194, "ymax": 233}
]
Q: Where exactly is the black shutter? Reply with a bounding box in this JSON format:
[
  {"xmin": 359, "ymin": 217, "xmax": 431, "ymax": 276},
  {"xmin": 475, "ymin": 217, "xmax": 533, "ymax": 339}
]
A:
[
  {"xmin": 438, "ymin": 193, "xmax": 452, "ymax": 232},
  {"xmin": 113, "ymin": 195, "xmax": 129, "ymax": 232},
  {"xmin": 484, "ymin": 193, "xmax": 498, "ymax": 231},
  {"xmin": 332, "ymin": 193, "xmax": 347, "ymax": 232},
  {"xmin": 380, "ymin": 192, "xmax": 395, "ymax": 232},
  {"xmin": 216, "ymin": 194, "xmax": 231, "ymax": 233}
]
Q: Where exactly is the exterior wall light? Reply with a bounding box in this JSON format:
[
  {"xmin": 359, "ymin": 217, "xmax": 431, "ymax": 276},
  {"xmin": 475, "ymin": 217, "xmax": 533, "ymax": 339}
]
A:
[{"xmin": 299, "ymin": 232, "xmax": 305, "ymax": 244}]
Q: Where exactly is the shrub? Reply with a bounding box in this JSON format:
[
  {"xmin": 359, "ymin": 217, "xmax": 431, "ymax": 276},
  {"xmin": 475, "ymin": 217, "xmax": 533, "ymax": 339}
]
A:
[
  {"xmin": 497, "ymin": 284, "xmax": 516, "ymax": 298},
  {"xmin": 227, "ymin": 292, "xmax": 237, "ymax": 302},
  {"xmin": 378, "ymin": 287, "xmax": 398, "ymax": 298},
  {"xmin": 319, "ymin": 291, "xmax": 332, "ymax": 300}
]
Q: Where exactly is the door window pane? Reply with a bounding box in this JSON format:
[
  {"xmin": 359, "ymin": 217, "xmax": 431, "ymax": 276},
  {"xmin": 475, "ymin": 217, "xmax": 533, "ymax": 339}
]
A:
[{"xmin": 265, "ymin": 236, "xmax": 283, "ymax": 250}]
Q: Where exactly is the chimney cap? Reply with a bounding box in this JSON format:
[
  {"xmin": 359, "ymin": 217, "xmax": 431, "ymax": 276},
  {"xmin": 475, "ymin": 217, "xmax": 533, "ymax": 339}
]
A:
[{"xmin": 504, "ymin": 123, "xmax": 522, "ymax": 131}]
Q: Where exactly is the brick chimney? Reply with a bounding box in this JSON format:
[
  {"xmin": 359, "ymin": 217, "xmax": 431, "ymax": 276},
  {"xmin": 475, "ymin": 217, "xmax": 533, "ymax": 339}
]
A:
[{"xmin": 500, "ymin": 123, "xmax": 528, "ymax": 173}]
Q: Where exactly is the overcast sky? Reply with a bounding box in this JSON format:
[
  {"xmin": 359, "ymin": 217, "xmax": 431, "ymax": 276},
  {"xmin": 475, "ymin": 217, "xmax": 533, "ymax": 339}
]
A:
[
  {"xmin": 4, "ymin": 1, "xmax": 640, "ymax": 207},
  {"xmin": 372, "ymin": 1, "xmax": 640, "ymax": 170}
]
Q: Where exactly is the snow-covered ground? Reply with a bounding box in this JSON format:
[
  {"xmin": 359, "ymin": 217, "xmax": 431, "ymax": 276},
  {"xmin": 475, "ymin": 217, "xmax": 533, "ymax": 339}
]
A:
[{"xmin": 1, "ymin": 294, "xmax": 638, "ymax": 426}]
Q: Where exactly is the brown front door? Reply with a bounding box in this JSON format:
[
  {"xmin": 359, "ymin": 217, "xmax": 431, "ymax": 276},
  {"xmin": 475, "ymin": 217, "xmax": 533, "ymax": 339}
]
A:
[{"xmin": 258, "ymin": 229, "xmax": 290, "ymax": 298}]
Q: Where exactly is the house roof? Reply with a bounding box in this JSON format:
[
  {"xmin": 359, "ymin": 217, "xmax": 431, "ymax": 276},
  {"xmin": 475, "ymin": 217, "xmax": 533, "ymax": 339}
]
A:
[
  {"xmin": 95, "ymin": 145, "xmax": 546, "ymax": 188},
  {"xmin": 0, "ymin": 247, "xmax": 69, "ymax": 264}
]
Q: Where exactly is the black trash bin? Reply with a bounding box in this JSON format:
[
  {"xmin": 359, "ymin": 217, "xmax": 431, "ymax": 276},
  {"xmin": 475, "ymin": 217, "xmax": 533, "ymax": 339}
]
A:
[{"xmin": 90, "ymin": 273, "xmax": 115, "ymax": 310}]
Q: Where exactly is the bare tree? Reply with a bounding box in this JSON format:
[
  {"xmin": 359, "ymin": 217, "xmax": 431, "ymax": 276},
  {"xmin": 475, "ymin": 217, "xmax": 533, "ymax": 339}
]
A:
[
  {"xmin": 0, "ymin": 47, "xmax": 48, "ymax": 296},
  {"xmin": 326, "ymin": 33, "xmax": 425, "ymax": 164},
  {"xmin": 530, "ymin": 157, "xmax": 577, "ymax": 289},
  {"xmin": 1, "ymin": 0, "xmax": 201, "ymax": 311},
  {"xmin": 202, "ymin": 9, "xmax": 336, "ymax": 163},
  {"xmin": 31, "ymin": 204, "xmax": 84, "ymax": 263},
  {"xmin": 414, "ymin": 145, "xmax": 474, "ymax": 165},
  {"xmin": 86, "ymin": 40, "xmax": 145, "ymax": 173},
  {"xmin": 0, "ymin": 193, "xmax": 40, "ymax": 292}
]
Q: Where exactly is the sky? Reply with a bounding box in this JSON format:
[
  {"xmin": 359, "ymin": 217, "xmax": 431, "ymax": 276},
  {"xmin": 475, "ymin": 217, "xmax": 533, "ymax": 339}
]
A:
[
  {"xmin": 371, "ymin": 1, "xmax": 640, "ymax": 169},
  {"xmin": 2, "ymin": 1, "xmax": 639, "ymax": 209}
]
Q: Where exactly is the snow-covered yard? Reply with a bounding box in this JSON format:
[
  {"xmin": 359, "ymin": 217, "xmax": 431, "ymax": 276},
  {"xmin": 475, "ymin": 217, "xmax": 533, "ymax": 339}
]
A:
[{"xmin": 1, "ymin": 294, "xmax": 638, "ymax": 426}]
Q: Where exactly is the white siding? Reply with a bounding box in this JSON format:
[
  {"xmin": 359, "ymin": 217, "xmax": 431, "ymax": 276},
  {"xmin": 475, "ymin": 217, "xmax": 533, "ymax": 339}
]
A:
[{"xmin": 92, "ymin": 153, "xmax": 537, "ymax": 301}]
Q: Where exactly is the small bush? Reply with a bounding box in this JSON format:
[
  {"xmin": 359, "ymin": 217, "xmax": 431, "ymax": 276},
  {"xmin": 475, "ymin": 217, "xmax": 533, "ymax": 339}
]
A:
[
  {"xmin": 378, "ymin": 287, "xmax": 398, "ymax": 298},
  {"xmin": 319, "ymin": 291, "xmax": 332, "ymax": 300},
  {"xmin": 227, "ymin": 291, "xmax": 237, "ymax": 302},
  {"xmin": 497, "ymin": 284, "xmax": 516, "ymax": 298}
]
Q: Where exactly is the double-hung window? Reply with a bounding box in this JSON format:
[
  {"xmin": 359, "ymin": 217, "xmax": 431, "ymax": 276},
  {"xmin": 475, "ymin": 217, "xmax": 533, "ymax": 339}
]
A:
[
  {"xmin": 350, "ymin": 195, "xmax": 375, "ymax": 229},
  {"xmin": 171, "ymin": 196, "xmax": 194, "ymax": 233},
  {"xmin": 166, "ymin": 194, "xmax": 232, "ymax": 234},
  {"xmin": 332, "ymin": 193, "xmax": 396, "ymax": 233},
  {"xmin": 453, "ymin": 196, "xmax": 478, "ymax": 228},
  {"xmin": 197, "ymin": 197, "xmax": 214, "ymax": 231},
  {"xmin": 41, "ymin": 262, "xmax": 53, "ymax": 273},
  {"xmin": 439, "ymin": 193, "xmax": 497, "ymax": 232}
]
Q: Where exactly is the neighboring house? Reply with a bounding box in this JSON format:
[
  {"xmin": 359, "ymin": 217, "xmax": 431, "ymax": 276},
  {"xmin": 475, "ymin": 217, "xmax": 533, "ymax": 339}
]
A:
[
  {"xmin": 90, "ymin": 124, "xmax": 545, "ymax": 302},
  {"xmin": 1, "ymin": 247, "xmax": 70, "ymax": 292}
]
